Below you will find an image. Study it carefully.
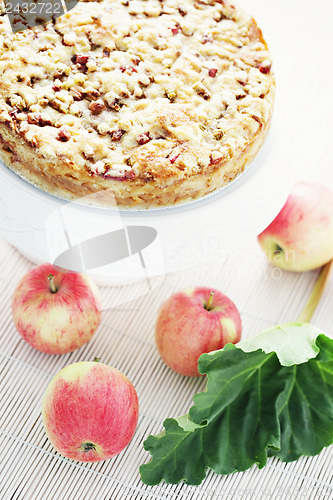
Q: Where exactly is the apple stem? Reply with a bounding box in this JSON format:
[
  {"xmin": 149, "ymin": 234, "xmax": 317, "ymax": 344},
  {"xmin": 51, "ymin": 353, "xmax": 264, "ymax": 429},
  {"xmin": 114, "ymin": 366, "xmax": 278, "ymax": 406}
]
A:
[
  {"xmin": 93, "ymin": 357, "xmax": 101, "ymax": 363},
  {"xmin": 81, "ymin": 442, "xmax": 96, "ymax": 453},
  {"xmin": 48, "ymin": 274, "xmax": 57, "ymax": 294},
  {"xmin": 273, "ymin": 243, "xmax": 283, "ymax": 256},
  {"xmin": 205, "ymin": 291, "xmax": 214, "ymax": 311},
  {"xmin": 297, "ymin": 259, "xmax": 333, "ymax": 323}
]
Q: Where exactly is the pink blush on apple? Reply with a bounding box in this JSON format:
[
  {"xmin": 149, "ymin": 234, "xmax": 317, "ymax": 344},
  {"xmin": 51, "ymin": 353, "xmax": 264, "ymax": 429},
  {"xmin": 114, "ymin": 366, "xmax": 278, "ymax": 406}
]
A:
[
  {"xmin": 155, "ymin": 287, "xmax": 242, "ymax": 377},
  {"xmin": 12, "ymin": 263, "xmax": 101, "ymax": 354},
  {"xmin": 42, "ymin": 361, "xmax": 139, "ymax": 461}
]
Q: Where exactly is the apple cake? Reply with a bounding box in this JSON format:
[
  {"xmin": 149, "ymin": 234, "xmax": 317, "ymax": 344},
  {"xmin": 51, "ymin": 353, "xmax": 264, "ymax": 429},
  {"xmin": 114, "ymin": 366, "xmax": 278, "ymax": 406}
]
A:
[{"xmin": 0, "ymin": 0, "xmax": 275, "ymax": 208}]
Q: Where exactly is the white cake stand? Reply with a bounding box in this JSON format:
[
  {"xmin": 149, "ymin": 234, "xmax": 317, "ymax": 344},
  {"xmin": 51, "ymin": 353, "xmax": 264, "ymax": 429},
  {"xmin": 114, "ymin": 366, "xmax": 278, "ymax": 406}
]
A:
[{"xmin": 0, "ymin": 106, "xmax": 289, "ymax": 290}]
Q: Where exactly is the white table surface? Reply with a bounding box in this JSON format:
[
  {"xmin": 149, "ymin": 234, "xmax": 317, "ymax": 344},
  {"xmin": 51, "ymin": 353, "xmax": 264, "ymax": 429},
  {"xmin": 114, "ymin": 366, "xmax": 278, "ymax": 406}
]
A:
[{"xmin": 1, "ymin": 0, "xmax": 333, "ymax": 498}]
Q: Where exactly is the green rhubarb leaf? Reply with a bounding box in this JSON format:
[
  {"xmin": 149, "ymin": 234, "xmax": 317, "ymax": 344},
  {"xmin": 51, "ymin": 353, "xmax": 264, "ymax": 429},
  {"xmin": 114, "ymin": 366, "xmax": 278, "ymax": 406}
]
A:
[
  {"xmin": 140, "ymin": 334, "xmax": 333, "ymax": 486},
  {"xmin": 238, "ymin": 322, "xmax": 325, "ymax": 366},
  {"xmin": 141, "ymin": 416, "xmax": 207, "ymax": 486},
  {"xmin": 271, "ymin": 334, "xmax": 333, "ymax": 461}
]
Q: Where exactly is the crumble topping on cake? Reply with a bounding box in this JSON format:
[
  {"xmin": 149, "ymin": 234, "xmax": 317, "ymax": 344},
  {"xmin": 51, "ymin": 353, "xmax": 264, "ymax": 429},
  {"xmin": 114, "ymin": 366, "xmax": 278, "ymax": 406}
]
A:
[{"xmin": 0, "ymin": 0, "xmax": 275, "ymax": 207}]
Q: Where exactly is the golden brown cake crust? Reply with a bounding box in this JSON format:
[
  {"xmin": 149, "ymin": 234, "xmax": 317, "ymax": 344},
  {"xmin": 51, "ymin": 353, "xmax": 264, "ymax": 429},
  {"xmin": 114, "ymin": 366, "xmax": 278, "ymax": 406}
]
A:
[{"xmin": 0, "ymin": 0, "xmax": 275, "ymax": 208}]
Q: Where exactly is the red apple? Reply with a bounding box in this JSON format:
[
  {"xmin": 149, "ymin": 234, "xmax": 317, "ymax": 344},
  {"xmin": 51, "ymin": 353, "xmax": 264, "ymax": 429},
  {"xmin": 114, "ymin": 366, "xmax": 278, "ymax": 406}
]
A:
[
  {"xmin": 155, "ymin": 287, "xmax": 242, "ymax": 377},
  {"xmin": 42, "ymin": 361, "xmax": 139, "ymax": 461},
  {"xmin": 258, "ymin": 183, "xmax": 333, "ymax": 272},
  {"xmin": 12, "ymin": 263, "xmax": 101, "ymax": 354}
]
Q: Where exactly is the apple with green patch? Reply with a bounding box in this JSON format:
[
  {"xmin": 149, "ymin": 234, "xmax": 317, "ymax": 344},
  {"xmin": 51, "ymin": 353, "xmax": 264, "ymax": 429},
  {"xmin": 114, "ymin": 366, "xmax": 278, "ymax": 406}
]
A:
[
  {"xmin": 12, "ymin": 263, "xmax": 101, "ymax": 354},
  {"xmin": 42, "ymin": 360, "xmax": 139, "ymax": 461},
  {"xmin": 258, "ymin": 183, "xmax": 333, "ymax": 272},
  {"xmin": 155, "ymin": 287, "xmax": 242, "ymax": 377}
]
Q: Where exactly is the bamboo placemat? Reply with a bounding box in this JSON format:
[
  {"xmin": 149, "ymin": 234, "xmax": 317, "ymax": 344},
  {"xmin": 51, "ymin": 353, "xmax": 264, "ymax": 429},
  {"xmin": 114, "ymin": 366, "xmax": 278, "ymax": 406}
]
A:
[{"xmin": 0, "ymin": 235, "xmax": 333, "ymax": 500}]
